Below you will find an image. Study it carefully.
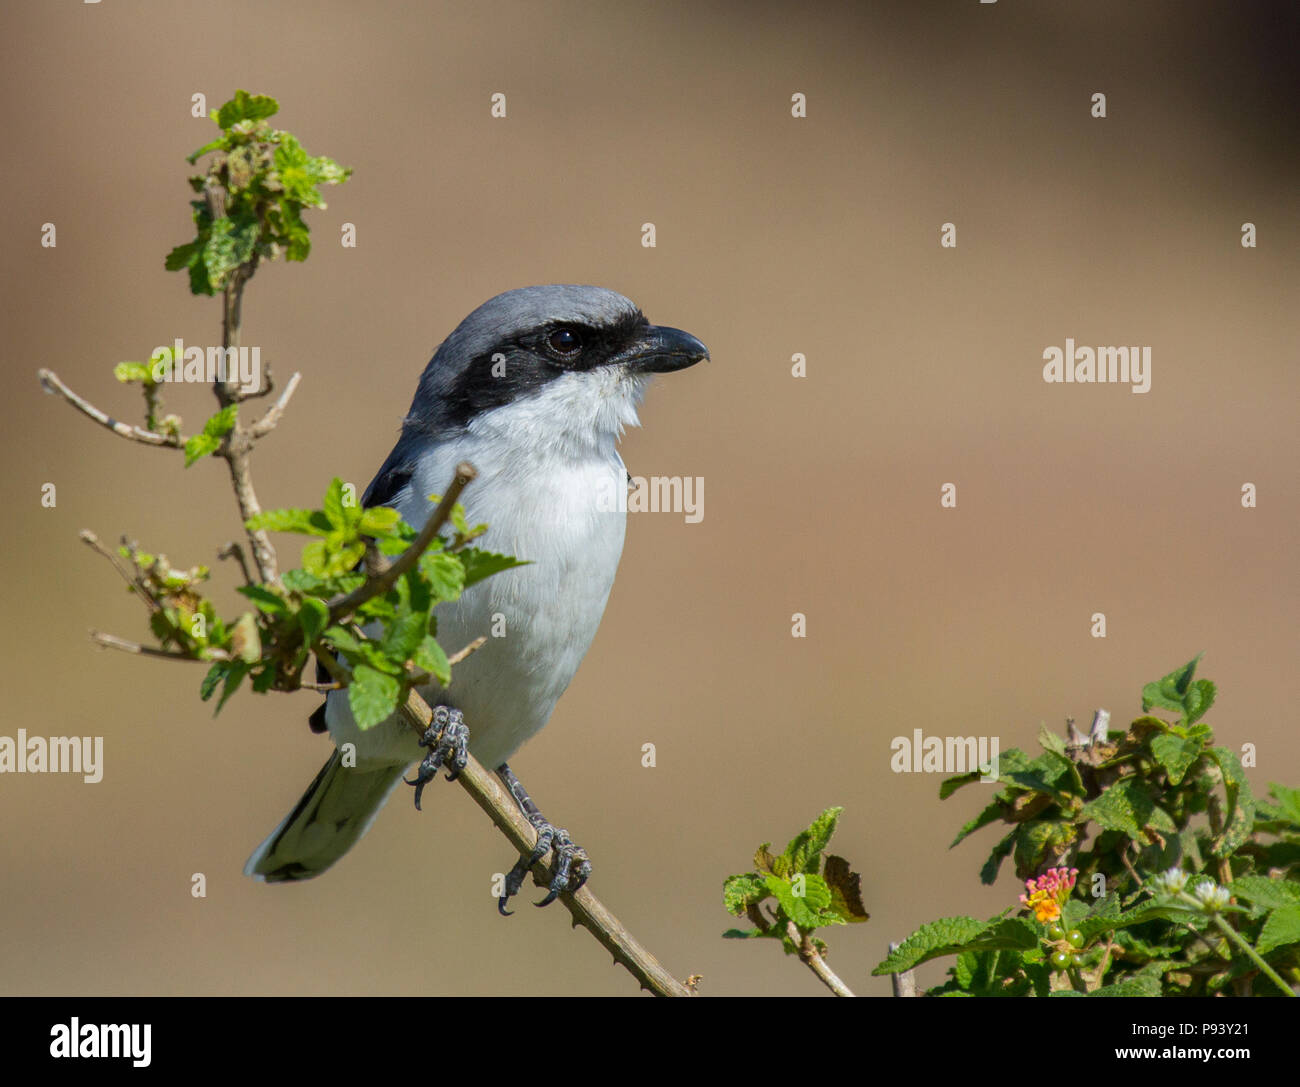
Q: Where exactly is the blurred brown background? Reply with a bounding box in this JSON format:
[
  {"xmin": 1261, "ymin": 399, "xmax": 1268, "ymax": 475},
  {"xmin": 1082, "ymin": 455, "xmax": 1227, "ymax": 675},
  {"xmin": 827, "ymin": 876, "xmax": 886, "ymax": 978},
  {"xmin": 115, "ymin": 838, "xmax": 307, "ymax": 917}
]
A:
[{"xmin": 1, "ymin": 1, "xmax": 1296, "ymax": 996}]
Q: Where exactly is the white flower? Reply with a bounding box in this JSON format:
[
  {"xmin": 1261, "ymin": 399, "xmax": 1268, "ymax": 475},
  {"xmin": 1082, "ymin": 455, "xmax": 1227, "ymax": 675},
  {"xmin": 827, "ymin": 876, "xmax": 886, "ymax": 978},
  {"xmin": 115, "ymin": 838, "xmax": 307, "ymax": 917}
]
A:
[
  {"xmin": 1149, "ymin": 868, "xmax": 1186, "ymax": 895},
  {"xmin": 1190, "ymin": 880, "xmax": 1231, "ymax": 913}
]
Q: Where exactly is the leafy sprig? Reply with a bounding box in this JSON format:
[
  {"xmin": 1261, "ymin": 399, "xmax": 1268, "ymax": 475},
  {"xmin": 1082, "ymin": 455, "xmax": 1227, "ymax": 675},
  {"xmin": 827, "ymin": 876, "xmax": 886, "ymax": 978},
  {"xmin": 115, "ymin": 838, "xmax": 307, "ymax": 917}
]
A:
[
  {"xmin": 723, "ymin": 806, "xmax": 868, "ymax": 995},
  {"xmin": 166, "ymin": 90, "xmax": 350, "ymax": 295},
  {"xmin": 875, "ymin": 657, "xmax": 1300, "ymax": 996}
]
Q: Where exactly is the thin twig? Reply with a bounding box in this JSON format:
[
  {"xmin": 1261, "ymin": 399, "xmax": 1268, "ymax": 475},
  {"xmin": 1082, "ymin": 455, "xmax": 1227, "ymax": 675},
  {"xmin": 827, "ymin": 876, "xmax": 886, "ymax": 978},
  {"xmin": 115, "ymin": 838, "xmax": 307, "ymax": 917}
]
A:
[
  {"xmin": 327, "ymin": 462, "xmax": 477, "ymax": 623},
  {"xmin": 447, "ymin": 635, "xmax": 487, "ymax": 666},
  {"xmin": 39, "ymin": 369, "xmax": 182, "ymax": 449},
  {"xmin": 787, "ymin": 922, "xmax": 855, "ymax": 996},
  {"xmin": 249, "ymin": 371, "xmax": 301, "ymax": 438},
  {"xmin": 1119, "ymin": 840, "xmax": 1144, "ymax": 888},
  {"xmin": 79, "ymin": 530, "xmax": 161, "ymax": 614},
  {"xmin": 89, "ymin": 630, "xmax": 229, "ymax": 661},
  {"xmin": 217, "ymin": 541, "xmax": 255, "ymax": 587},
  {"xmin": 208, "ymin": 251, "xmax": 282, "ymax": 583}
]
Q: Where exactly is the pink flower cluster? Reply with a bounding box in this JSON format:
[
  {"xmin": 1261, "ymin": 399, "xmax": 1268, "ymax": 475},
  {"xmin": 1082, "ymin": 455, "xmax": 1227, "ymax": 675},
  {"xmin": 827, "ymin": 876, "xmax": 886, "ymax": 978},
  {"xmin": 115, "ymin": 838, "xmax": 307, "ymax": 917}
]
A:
[{"xmin": 1019, "ymin": 867, "xmax": 1079, "ymax": 923}]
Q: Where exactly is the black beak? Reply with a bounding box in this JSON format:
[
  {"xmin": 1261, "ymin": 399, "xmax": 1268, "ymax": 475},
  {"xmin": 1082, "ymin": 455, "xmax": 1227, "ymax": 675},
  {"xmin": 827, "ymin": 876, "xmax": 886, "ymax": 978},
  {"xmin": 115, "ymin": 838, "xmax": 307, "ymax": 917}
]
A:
[{"xmin": 623, "ymin": 324, "xmax": 710, "ymax": 374}]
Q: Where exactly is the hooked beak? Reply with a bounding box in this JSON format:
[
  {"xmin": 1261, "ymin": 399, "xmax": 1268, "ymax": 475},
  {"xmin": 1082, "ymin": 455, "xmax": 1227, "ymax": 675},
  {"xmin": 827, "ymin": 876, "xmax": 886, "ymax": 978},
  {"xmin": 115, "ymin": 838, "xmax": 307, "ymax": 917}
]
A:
[{"xmin": 621, "ymin": 324, "xmax": 710, "ymax": 374}]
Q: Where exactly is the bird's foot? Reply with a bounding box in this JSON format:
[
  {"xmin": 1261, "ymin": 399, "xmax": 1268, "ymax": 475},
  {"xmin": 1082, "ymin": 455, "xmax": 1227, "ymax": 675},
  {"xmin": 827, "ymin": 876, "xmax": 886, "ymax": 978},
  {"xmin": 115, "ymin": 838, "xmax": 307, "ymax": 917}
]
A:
[
  {"xmin": 498, "ymin": 816, "xmax": 591, "ymax": 916},
  {"xmin": 404, "ymin": 705, "xmax": 468, "ymax": 811},
  {"xmin": 496, "ymin": 763, "xmax": 591, "ymax": 915}
]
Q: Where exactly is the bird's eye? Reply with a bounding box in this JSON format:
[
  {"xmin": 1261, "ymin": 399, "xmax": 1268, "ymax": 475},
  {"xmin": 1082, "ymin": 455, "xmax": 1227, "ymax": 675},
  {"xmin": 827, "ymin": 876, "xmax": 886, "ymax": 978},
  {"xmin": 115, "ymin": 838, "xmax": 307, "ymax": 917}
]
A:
[{"xmin": 547, "ymin": 327, "xmax": 583, "ymax": 358}]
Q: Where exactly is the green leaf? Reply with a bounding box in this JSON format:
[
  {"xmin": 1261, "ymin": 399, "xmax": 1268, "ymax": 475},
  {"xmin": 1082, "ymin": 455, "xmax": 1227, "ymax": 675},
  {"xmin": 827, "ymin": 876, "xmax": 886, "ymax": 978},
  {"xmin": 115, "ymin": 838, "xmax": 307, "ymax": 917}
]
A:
[
  {"xmin": 420, "ymin": 550, "xmax": 467, "ymax": 602},
  {"xmin": 200, "ymin": 662, "xmax": 225, "ymax": 701},
  {"xmin": 1080, "ymin": 778, "xmax": 1158, "ymax": 842},
  {"xmin": 113, "ymin": 361, "xmax": 153, "ymax": 384},
  {"xmin": 184, "ymin": 137, "xmax": 225, "ymax": 165},
  {"xmin": 322, "ymin": 624, "xmax": 363, "ymax": 655},
  {"xmin": 1256, "ymin": 905, "xmax": 1300, "ymax": 955},
  {"xmin": 765, "ymin": 872, "xmax": 832, "ymax": 929},
  {"xmin": 359, "ymin": 506, "xmax": 403, "ymax": 536},
  {"xmin": 963, "ymin": 917, "xmax": 1040, "ymax": 953},
  {"xmin": 1037, "ymin": 723, "xmax": 1067, "ymax": 756},
  {"xmin": 723, "ymin": 873, "xmax": 769, "ymax": 916},
  {"xmin": 215, "ymin": 89, "xmax": 279, "ymax": 129},
  {"xmin": 458, "ymin": 548, "xmax": 527, "ymax": 588},
  {"xmin": 722, "ymin": 928, "xmax": 768, "ymax": 940},
  {"xmin": 236, "ymin": 584, "xmax": 289, "ymax": 616},
  {"xmin": 1013, "ymin": 820, "xmax": 1065, "ymax": 875},
  {"xmin": 183, "ymin": 432, "xmax": 220, "ymax": 466},
  {"xmin": 412, "ymin": 635, "xmax": 450, "ymax": 686},
  {"xmin": 1231, "ymin": 876, "xmax": 1300, "ymax": 911},
  {"xmin": 322, "ymin": 477, "xmax": 349, "ymax": 529},
  {"xmin": 164, "ymin": 240, "xmax": 201, "ymax": 272},
  {"xmin": 980, "ymin": 830, "xmax": 1016, "ymax": 885},
  {"xmin": 184, "ymin": 404, "xmax": 238, "ymax": 467},
  {"xmin": 1076, "ymin": 902, "xmax": 1200, "ymax": 941},
  {"xmin": 1151, "ymin": 732, "xmax": 1204, "ymax": 786},
  {"xmin": 281, "ymin": 568, "xmax": 365, "ymax": 595},
  {"xmin": 382, "ymin": 606, "xmax": 429, "ymax": 663},
  {"xmin": 872, "ymin": 917, "xmax": 993, "ymax": 974},
  {"xmin": 1207, "ymin": 746, "xmax": 1255, "ymax": 858},
  {"xmin": 297, "ymin": 597, "xmax": 330, "ymax": 644},
  {"xmin": 1183, "ymin": 679, "xmax": 1216, "ymax": 725},
  {"xmin": 1090, "ymin": 976, "xmax": 1163, "ymax": 997},
  {"xmin": 214, "ymin": 660, "xmax": 251, "ymax": 714},
  {"xmin": 348, "ymin": 664, "xmax": 401, "ymax": 730},
  {"xmin": 939, "ymin": 771, "xmax": 982, "ymax": 799},
  {"xmin": 784, "ymin": 806, "xmax": 842, "ymax": 874},
  {"xmin": 950, "ymin": 796, "xmax": 1007, "ymax": 847},
  {"xmin": 1142, "ymin": 654, "xmax": 1202, "ymax": 717},
  {"xmin": 450, "ymin": 502, "xmax": 471, "ymax": 537},
  {"xmin": 245, "ymin": 507, "xmax": 320, "ymax": 534},
  {"xmin": 1268, "ymin": 783, "xmax": 1300, "ymax": 826}
]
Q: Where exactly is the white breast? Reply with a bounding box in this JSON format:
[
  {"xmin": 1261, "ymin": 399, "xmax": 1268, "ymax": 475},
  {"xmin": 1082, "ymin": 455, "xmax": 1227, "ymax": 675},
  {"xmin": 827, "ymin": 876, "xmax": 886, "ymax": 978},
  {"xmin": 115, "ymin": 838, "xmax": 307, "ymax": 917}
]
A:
[{"xmin": 326, "ymin": 368, "xmax": 643, "ymax": 772}]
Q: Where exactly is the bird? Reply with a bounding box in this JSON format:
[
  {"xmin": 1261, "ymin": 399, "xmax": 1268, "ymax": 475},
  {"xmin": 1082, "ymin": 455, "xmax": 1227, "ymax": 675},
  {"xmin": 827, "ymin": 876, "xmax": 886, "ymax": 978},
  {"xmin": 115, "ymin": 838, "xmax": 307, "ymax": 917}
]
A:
[{"xmin": 244, "ymin": 285, "xmax": 708, "ymax": 909}]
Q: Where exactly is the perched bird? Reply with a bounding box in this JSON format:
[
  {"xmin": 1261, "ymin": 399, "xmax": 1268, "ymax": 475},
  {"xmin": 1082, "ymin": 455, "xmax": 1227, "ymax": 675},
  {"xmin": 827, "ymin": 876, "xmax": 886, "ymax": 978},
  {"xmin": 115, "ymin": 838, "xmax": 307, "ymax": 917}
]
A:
[{"xmin": 245, "ymin": 285, "xmax": 708, "ymax": 909}]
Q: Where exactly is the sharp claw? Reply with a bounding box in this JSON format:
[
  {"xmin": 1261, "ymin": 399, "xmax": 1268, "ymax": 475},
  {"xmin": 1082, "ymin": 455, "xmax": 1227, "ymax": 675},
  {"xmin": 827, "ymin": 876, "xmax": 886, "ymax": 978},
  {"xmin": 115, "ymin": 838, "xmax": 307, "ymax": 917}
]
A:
[
  {"xmin": 494, "ymin": 768, "xmax": 591, "ymax": 916},
  {"xmin": 497, "ymin": 897, "xmax": 514, "ymax": 917},
  {"xmin": 403, "ymin": 708, "xmax": 469, "ymax": 811}
]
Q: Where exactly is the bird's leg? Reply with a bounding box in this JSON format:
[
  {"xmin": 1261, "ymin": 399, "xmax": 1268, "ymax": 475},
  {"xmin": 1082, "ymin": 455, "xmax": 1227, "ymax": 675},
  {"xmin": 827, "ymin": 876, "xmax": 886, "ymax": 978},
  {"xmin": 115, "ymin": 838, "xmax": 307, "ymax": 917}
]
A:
[
  {"xmin": 495, "ymin": 762, "xmax": 591, "ymax": 915},
  {"xmin": 403, "ymin": 705, "xmax": 469, "ymax": 811}
]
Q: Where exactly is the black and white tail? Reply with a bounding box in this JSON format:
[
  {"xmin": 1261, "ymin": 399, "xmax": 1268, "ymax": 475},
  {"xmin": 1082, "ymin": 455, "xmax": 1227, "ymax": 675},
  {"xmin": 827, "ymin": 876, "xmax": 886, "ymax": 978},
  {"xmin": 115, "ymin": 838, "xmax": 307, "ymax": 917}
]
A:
[{"xmin": 244, "ymin": 752, "xmax": 407, "ymax": 882}]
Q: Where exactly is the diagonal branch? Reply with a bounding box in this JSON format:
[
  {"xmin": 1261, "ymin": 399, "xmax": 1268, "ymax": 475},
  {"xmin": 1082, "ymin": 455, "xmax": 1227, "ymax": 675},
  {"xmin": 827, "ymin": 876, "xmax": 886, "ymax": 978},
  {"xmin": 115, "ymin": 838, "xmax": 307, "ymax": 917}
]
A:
[
  {"xmin": 39, "ymin": 369, "xmax": 182, "ymax": 449},
  {"xmin": 393, "ymin": 685, "xmax": 693, "ymax": 996}
]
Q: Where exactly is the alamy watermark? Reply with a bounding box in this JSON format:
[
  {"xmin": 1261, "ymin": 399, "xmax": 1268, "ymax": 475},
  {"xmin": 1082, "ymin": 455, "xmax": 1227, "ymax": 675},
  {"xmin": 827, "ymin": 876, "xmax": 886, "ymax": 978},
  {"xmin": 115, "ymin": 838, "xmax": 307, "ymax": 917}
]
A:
[
  {"xmin": 596, "ymin": 473, "xmax": 704, "ymax": 524},
  {"xmin": 1042, "ymin": 340, "xmax": 1151, "ymax": 394},
  {"xmin": 150, "ymin": 338, "xmax": 263, "ymax": 393},
  {"xmin": 0, "ymin": 730, "xmax": 103, "ymax": 783},
  {"xmin": 890, "ymin": 729, "xmax": 1000, "ymax": 782}
]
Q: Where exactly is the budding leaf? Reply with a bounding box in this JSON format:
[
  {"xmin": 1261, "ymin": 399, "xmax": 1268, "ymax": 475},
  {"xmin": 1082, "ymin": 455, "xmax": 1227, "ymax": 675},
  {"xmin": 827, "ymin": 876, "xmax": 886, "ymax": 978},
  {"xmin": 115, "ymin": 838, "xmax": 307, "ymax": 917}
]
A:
[
  {"xmin": 184, "ymin": 404, "xmax": 237, "ymax": 466},
  {"xmin": 215, "ymin": 90, "xmax": 279, "ymax": 129}
]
